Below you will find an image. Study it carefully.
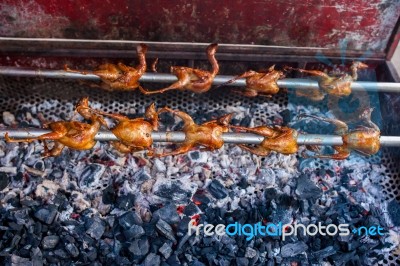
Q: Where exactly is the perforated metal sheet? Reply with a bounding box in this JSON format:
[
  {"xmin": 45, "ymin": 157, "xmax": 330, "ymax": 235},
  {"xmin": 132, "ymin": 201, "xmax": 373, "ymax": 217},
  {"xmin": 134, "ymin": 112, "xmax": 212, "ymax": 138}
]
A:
[{"xmin": 0, "ymin": 76, "xmax": 399, "ymax": 264}]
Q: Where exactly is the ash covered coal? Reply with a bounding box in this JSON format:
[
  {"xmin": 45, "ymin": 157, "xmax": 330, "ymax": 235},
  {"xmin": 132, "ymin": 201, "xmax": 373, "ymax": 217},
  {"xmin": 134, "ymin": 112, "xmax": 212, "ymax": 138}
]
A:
[{"xmin": 0, "ymin": 100, "xmax": 399, "ymax": 265}]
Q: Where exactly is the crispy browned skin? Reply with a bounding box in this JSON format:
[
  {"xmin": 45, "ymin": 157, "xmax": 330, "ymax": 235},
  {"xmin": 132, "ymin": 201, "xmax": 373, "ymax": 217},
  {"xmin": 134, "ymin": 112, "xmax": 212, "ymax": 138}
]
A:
[
  {"xmin": 222, "ymin": 65, "xmax": 285, "ymax": 97},
  {"xmin": 155, "ymin": 107, "xmax": 232, "ymax": 157},
  {"xmin": 291, "ymin": 61, "xmax": 368, "ymax": 98},
  {"xmin": 93, "ymin": 103, "xmax": 158, "ymax": 155},
  {"xmin": 139, "ymin": 44, "xmax": 219, "ymax": 94},
  {"xmin": 300, "ymin": 108, "xmax": 380, "ymax": 160},
  {"xmin": 64, "ymin": 44, "xmax": 148, "ymax": 91},
  {"xmin": 5, "ymin": 97, "xmax": 105, "ymax": 157},
  {"xmin": 230, "ymin": 125, "xmax": 298, "ymax": 156}
]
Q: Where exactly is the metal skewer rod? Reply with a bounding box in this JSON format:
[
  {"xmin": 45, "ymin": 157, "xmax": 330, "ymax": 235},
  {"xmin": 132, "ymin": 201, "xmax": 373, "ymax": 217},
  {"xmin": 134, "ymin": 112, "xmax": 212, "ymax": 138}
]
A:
[
  {"xmin": 0, "ymin": 67, "xmax": 399, "ymax": 93},
  {"xmin": 1, "ymin": 129, "xmax": 400, "ymax": 147}
]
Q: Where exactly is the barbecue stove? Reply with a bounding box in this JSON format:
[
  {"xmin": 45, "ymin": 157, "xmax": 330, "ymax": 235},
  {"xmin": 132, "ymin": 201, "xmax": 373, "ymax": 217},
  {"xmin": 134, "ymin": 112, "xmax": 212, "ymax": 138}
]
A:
[{"xmin": 0, "ymin": 1, "xmax": 400, "ymax": 265}]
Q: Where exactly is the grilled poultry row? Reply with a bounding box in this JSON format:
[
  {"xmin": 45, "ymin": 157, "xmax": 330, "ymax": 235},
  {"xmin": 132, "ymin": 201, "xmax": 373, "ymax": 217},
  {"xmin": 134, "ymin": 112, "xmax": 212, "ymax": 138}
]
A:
[
  {"xmin": 64, "ymin": 44, "xmax": 368, "ymax": 100},
  {"xmin": 4, "ymin": 98, "xmax": 380, "ymax": 160}
]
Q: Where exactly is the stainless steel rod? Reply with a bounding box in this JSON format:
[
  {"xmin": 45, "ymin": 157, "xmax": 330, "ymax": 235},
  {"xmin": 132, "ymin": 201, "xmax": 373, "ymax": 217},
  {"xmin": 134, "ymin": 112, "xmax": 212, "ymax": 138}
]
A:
[
  {"xmin": 0, "ymin": 67, "xmax": 399, "ymax": 93},
  {"xmin": 1, "ymin": 129, "xmax": 399, "ymax": 147}
]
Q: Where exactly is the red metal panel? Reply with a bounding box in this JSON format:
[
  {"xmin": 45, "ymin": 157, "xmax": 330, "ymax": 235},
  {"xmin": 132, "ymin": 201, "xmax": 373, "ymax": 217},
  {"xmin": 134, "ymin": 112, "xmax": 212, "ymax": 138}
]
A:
[{"xmin": 0, "ymin": 0, "xmax": 399, "ymax": 52}]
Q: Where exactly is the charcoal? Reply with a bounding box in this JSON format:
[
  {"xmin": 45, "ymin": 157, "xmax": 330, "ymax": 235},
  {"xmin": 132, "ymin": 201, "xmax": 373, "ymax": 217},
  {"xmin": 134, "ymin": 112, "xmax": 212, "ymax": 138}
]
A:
[
  {"xmin": 166, "ymin": 253, "xmax": 181, "ymax": 265},
  {"xmin": 0, "ymin": 172, "xmax": 9, "ymax": 190},
  {"xmin": 153, "ymin": 203, "xmax": 180, "ymax": 224},
  {"xmin": 54, "ymin": 249, "xmax": 69, "ymax": 259},
  {"xmin": 11, "ymin": 254, "xmax": 30, "ymax": 264},
  {"xmin": 207, "ymin": 179, "xmax": 228, "ymax": 199},
  {"xmin": 245, "ymin": 247, "xmax": 257, "ymax": 258},
  {"xmin": 34, "ymin": 206, "xmax": 58, "ymax": 224},
  {"xmin": 154, "ymin": 181, "xmax": 195, "ymax": 203},
  {"xmin": 311, "ymin": 246, "xmax": 336, "ymax": 259},
  {"xmin": 116, "ymin": 194, "xmax": 136, "ymax": 210},
  {"xmin": 65, "ymin": 243, "xmax": 79, "ymax": 257},
  {"xmin": 332, "ymin": 251, "xmax": 356, "ymax": 265},
  {"xmin": 159, "ymin": 242, "xmax": 173, "ymax": 259},
  {"xmin": 128, "ymin": 238, "xmax": 149, "ymax": 257},
  {"xmin": 280, "ymin": 242, "xmax": 308, "ymax": 257},
  {"xmin": 144, "ymin": 253, "xmax": 161, "ymax": 266},
  {"xmin": 236, "ymin": 257, "xmax": 249, "ymax": 266},
  {"xmin": 387, "ymin": 200, "xmax": 400, "ymax": 226},
  {"xmin": 102, "ymin": 185, "xmax": 116, "ymax": 204},
  {"xmin": 123, "ymin": 224, "xmax": 145, "ymax": 240},
  {"xmin": 184, "ymin": 202, "xmax": 201, "ymax": 216},
  {"xmin": 156, "ymin": 219, "xmax": 177, "ymax": 243},
  {"xmin": 118, "ymin": 211, "xmax": 143, "ymax": 230},
  {"xmin": 79, "ymin": 163, "xmax": 105, "ymax": 188},
  {"xmin": 85, "ymin": 217, "xmax": 106, "ymax": 240},
  {"xmin": 295, "ymin": 174, "xmax": 322, "ymax": 199},
  {"xmin": 32, "ymin": 247, "xmax": 43, "ymax": 266},
  {"xmin": 87, "ymin": 247, "xmax": 97, "ymax": 261},
  {"xmin": 42, "ymin": 235, "xmax": 60, "ymax": 249}
]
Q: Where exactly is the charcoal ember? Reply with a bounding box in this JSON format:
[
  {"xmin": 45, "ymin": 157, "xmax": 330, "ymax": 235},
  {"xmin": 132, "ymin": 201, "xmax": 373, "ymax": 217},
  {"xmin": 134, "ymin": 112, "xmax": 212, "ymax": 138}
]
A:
[
  {"xmin": 13, "ymin": 208, "xmax": 30, "ymax": 225},
  {"xmin": 159, "ymin": 242, "xmax": 173, "ymax": 259},
  {"xmin": 79, "ymin": 163, "xmax": 106, "ymax": 188},
  {"xmin": 256, "ymin": 168, "xmax": 276, "ymax": 186},
  {"xmin": 295, "ymin": 174, "xmax": 322, "ymax": 199},
  {"xmin": 245, "ymin": 247, "xmax": 257, "ymax": 258},
  {"xmin": 34, "ymin": 206, "xmax": 58, "ymax": 224},
  {"xmin": 116, "ymin": 193, "xmax": 136, "ymax": 210},
  {"xmin": 153, "ymin": 180, "xmax": 197, "ymax": 204},
  {"xmin": 128, "ymin": 237, "xmax": 149, "ymax": 257},
  {"xmin": 42, "ymin": 235, "xmax": 60, "ymax": 249},
  {"xmin": 156, "ymin": 219, "xmax": 177, "ymax": 243},
  {"xmin": 280, "ymin": 242, "xmax": 308, "ymax": 257},
  {"xmin": 65, "ymin": 243, "xmax": 79, "ymax": 258},
  {"xmin": 102, "ymin": 185, "xmax": 116, "ymax": 204},
  {"xmin": 207, "ymin": 179, "xmax": 228, "ymax": 199},
  {"xmin": 118, "ymin": 211, "xmax": 143, "ymax": 230},
  {"xmin": 387, "ymin": 200, "xmax": 400, "ymax": 226},
  {"xmin": 153, "ymin": 203, "xmax": 180, "ymax": 224},
  {"xmin": 123, "ymin": 224, "xmax": 145, "ymax": 240},
  {"xmin": 236, "ymin": 257, "xmax": 249, "ymax": 266},
  {"xmin": 0, "ymin": 172, "xmax": 9, "ymax": 190},
  {"xmin": 85, "ymin": 216, "xmax": 106, "ymax": 240},
  {"xmin": 183, "ymin": 202, "xmax": 201, "ymax": 217},
  {"xmin": 188, "ymin": 151, "xmax": 208, "ymax": 163},
  {"xmin": 144, "ymin": 253, "xmax": 161, "ymax": 266},
  {"xmin": 154, "ymin": 158, "xmax": 167, "ymax": 172},
  {"xmin": 264, "ymin": 188, "xmax": 278, "ymax": 201},
  {"xmin": 49, "ymin": 169, "xmax": 63, "ymax": 180}
]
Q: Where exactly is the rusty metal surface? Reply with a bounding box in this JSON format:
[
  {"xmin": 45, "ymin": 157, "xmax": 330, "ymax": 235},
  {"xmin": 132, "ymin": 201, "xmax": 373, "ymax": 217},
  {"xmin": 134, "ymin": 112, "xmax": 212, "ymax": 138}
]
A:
[{"xmin": 0, "ymin": 0, "xmax": 399, "ymax": 52}]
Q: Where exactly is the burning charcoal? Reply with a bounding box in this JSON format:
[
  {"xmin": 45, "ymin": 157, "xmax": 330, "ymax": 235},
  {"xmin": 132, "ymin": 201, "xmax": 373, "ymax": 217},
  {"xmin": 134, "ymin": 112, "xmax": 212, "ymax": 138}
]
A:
[
  {"xmin": 128, "ymin": 238, "xmax": 149, "ymax": 257},
  {"xmin": 154, "ymin": 159, "xmax": 167, "ymax": 172},
  {"xmin": 102, "ymin": 185, "xmax": 116, "ymax": 204},
  {"xmin": 295, "ymin": 174, "xmax": 322, "ymax": 199},
  {"xmin": 159, "ymin": 242, "xmax": 173, "ymax": 259},
  {"xmin": 116, "ymin": 193, "xmax": 136, "ymax": 210},
  {"xmin": 236, "ymin": 257, "xmax": 249, "ymax": 266},
  {"xmin": 183, "ymin": 202, "xmax": 201, "ymax": 216},
  {"xmin": 123, "ymin": 224, "xmax": 145, "ymax": 240},
  {"xmin": 85, "ymin": 217, "xmax": 106, "ymax": 240},
  {"xmin": 387, "ymin": 200, "xmax": 400, "ymax": 226},
  {"xmin": 207, "ymin": 179, "xmax": 228, "ymax": 199},
  {"xmin": 280, "ymin": 242, "xmax": 308, "ymax": 257},
  {"xmin": 245, "ymin": 247, "xmax": 257, "ymax": 258},
  {"xmin": 153, "ymin": 203, "xmax": 180, "ymax": 224},
  {"xmin": 34, "ymin": 206, "xmax": 58, "ymax": 224},
  {"xmin": 154, "ymin": 180, "xmax": 197, "ymax": 204},
  {"xmin": 118, "ymin": 211, "xmax": 143, "ymax": 230},
  {"xmin": 79, "ymin": 163, "xmax": 106, "ymax": 188},
  {"xmin": 0, "ymin": 173, "xmax": 9, "ymax": 190},
  {"xmin": 144, "ymin": 253, "xmax": 161, "ymax": 266},
  {"xmin": 42, "ymin": 235, "xmax": 60, "ymax": 249},
  {"xmin": 156, "ymin": 219, "xmax": 177, "ymax": 243},
  {"xmin": 65, "ymin": 243, "xmax": 79, "ymax": 258},
  {"xmin": 189, "ymin": 151, "xmax": 208, "ymax": 163}
]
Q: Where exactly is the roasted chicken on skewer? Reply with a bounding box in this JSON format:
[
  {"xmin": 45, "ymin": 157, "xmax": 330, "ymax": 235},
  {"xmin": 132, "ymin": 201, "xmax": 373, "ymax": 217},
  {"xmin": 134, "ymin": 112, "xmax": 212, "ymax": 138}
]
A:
[
  {"xmin": 154, "ymin": 107, "xmax": 232, "ymax": 157},
  {"xmin": 5, "ymin": 97, "xmax": 106, "ymax": 157},
  {"xmin": 219, "ymin": 65, "xmax": 285, "ymax": 97},
  {"xmin": 299, "ymin": 108, "xmax": 380, "ymax": 160},
  {"xmin": 288, "ymin": 61, "xmax": 368, "ymax": 99},
  {"xmin": 64, "ymin": 44, "xmax": 148, "ymax": 91},
  {"xmin": 139, "ymin": 43, "xmax": 219, "ymax": 94},
  {"xmin": 92, "ymin": 103, "xmax": 159, "ymax": 155}
]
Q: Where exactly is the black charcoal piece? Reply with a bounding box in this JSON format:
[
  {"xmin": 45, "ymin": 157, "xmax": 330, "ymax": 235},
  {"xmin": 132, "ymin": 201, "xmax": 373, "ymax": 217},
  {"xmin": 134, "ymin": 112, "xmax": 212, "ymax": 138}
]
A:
[
  {"xmin": 295, "ymin": 174, "xmax": 322, "ymax": 199},
  {"xmin": 144, "ymin": 253, "xmax": 161, "ymax": 266},
  {"xmin": 31, "ymin": 247, "xmax": 43, "ymax": 266},
  {"xmin": 311, "ymin": 246, "xmax": 336, "ymax": 259},
  {"xmin": 102, "ymin": 185, "xmax": 116, "ymax": 204},
  {"xmin": 0, "ymin": 173, "xmax": 9, "ymax": 190},
  {"xmin": 116, "ymin": 194, "xmax": 136, "ymax": 210},
  {"xmin": 128, "ymin": 238, "xmax": 149, "ymax": 257},
  {"xmin": 65, "ymin": 243, "xmax": 79, "ymax": 257},
  {"xmin": 280, "ymin": 242, "xmax": 308, "ymax": 257},
  {"xmin": 207, "ymin": 179, "xmax": 228, "ymax": 199},
  {"xmin": 388, "ymin": 200, "xmax": 400, "ymax": 226},
  {"xmin": 42, "ymin": 235, "xmax": 60, "ymax": 249},
  {"xmin": 245, "ymin": 247, "xmax": 257, "ymax": 258},
  {"xmin": 153, "ymin": 203, "xmax": 180, "ymax": 224},
  {"xmin": 85, "ymin": 217, "xmax": 105, "ymax": 240},
  {"xmin": 159, "ymin": 242, "xmax": 173, "ymax": 259},
  {"xmin": 54, "ymin": 249, "xmax": 69, "ymax": 259},
  {"xmin": 87, "ymin": 247, "xmax": 97, "ymax": 261},
  {"xmin": 183, "ymin": 202, "xmax": 201, "ymax": 217},
  {"xmin": 154, "ymin": 181, "xmax": 194, "ymax": 203},
  {"xmin": 34, "ymin": 206, "xmax": 57, "ymax": 224},
  {"xmin": 156, "ymin": 219, "xmax": 177, "ymax": 243},
  {"xmin": 236, "ymin": 257, "xmax": 249, "ymax": 266},
  {"xmin": 79, "ymin": 163, "xmax": 105, "ymax": 188},
  {"xmin": 123, "ymin": 224, "xmax": 145, "ymax": 240},
  {"xmin": 118, "ymin": 211, "xmax": 142, "ymax": 230}
]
